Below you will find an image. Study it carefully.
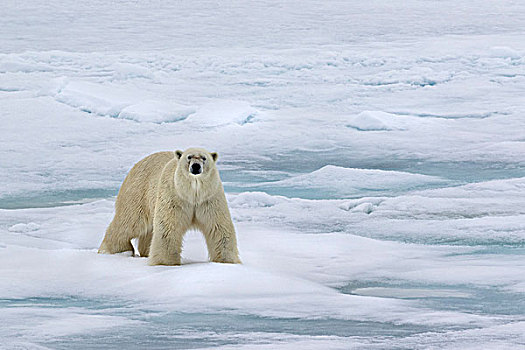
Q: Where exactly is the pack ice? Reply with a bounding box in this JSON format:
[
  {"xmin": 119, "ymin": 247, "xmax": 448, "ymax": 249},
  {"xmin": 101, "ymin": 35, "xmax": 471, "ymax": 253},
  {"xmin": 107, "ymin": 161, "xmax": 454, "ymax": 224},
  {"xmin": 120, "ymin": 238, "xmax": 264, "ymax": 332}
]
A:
[{"xmin": 1, "ymin": 0, "xmax": 524, "ymax": 349}]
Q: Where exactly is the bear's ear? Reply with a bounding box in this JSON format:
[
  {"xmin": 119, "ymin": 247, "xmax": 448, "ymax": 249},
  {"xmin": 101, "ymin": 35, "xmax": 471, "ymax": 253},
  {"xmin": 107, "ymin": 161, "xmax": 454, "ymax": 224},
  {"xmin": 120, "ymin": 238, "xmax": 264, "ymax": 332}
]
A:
[
  {"xmin": 211, "ymin": 152, "xmax": 218, "ymax": 162},
  {"xmin": 175, "ymin": 150, "xmax": 183, "ymax": 159}
]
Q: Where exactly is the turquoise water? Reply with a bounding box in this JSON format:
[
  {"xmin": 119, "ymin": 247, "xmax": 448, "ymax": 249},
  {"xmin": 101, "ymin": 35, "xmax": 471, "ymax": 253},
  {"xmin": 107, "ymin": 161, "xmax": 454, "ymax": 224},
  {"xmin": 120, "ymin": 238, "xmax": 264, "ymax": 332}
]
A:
[
  {"xmin": 1, "ymin": 297, "xmax": 431, "ymax": 349},
  {"xmin": 0, "ymin": 188, "xmax": 118, "ymax": 210},
  {"xmin": 1, "ymin": 158, "xmax": 523, "ymax": 209},
  {"xmin": 222, "ymin": 158, "xmax": 524, "ymax": 199},
  {"xmin": 221, "ymin": 157, "xmax": 525, "ymax": 184}
]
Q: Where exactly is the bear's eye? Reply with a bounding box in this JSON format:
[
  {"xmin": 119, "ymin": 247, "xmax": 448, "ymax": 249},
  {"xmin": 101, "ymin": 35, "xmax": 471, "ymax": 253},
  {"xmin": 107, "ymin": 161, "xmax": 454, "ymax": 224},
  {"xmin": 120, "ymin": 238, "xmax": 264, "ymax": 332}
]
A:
[
  {"xmin": 187, "ymin": 155, "xmax": 192, "ymax": 161},
  {"xmin": 202, "ymin": 157, "xmax": 206, "ymax": 161}
]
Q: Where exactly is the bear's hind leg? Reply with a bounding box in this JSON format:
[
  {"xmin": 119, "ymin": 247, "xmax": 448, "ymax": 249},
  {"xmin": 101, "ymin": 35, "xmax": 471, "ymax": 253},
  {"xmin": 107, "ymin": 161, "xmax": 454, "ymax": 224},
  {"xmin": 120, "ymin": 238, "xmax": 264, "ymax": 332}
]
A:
[
  {"xmin": 138, "ymin": 231, "xmax": 153, "ymax": 257},
  {"xmin": 98, "ymin": 220, "xmax": 134, "ymax": 254}
]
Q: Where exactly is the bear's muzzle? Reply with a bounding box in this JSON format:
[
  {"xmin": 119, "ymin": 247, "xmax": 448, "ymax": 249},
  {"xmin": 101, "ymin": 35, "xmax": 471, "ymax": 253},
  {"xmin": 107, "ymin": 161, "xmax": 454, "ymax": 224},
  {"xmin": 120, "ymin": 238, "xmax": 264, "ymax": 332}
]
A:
[{"xmin": 190, "ymin": 163, "xmax": 202, "ymax": 175}]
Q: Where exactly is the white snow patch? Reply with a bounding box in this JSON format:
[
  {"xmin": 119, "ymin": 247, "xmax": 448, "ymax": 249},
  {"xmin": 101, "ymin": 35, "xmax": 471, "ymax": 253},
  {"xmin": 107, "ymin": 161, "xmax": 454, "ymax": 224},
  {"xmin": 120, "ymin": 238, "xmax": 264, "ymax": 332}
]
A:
[
  {"xmin": 229, "ymin": 192, "xmax": 283, "ymax": 208},
  {"xmin": 8, "ymin": 222, "xmax": 40, "ymax": 233},
  {"xmin": 119, "ymin": 100, "xmax": 194, "ymax": 123},
  {"xmin": 110, "ymin": 62, "xmax": 153, "ymax": 80},
  {"xmin": 489, "ymin": 46, "xmax": 521, "ymax": 59},
  {"xmin": 349, "ymin": 202, "xmax": 375, "ymax": 214},
  {"xmin": 345, "ymin": 111, "xmax": 415, "ymax": 131},
  {"xmin": 185, "ymin": 100, "xmax": 258, "ymax": 127},
  {"xmin": 346, "ymin": 111, "xmax": 398, "ymax": 131},
  {"xmin": 55, "ymin": 80, "xmax": 136, "ymax": 117},
  {"xmin": 55, "ymin": 80, "xmax": 193, "ymax": 123}
]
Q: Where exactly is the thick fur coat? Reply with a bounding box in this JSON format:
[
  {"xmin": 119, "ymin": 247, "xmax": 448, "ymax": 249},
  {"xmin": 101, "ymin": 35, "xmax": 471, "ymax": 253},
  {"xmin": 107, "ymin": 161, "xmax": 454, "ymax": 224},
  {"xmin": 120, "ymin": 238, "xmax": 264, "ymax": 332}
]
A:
[{"xmin": 98, "ymin": 148, "xmax": 241, "ymax": 266}]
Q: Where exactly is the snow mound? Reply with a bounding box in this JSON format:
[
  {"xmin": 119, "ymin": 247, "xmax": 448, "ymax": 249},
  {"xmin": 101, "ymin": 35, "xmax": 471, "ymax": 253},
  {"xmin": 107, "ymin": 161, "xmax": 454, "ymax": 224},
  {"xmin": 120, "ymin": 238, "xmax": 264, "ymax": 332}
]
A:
[
  {"xmin": 229, "ymin": 192, "xmax": 283, "ymax": 208},
  {"xmin": 489, "ymin": 46, "xmax": 521, "ymax": 59},
  {"xmin": 110, "ymin": 62, "xmax": 153, "ymax": 80},
  {"xmin": 348, "ymin": 202, "xmax": 375, "ymax": 214},
  {"xmin": 261, "ymin": 165, "xmax": 446, "ymax": 196},
  {"xmin": 8, "ymin": 222, "xmax": 40, "ymax": 233},
  {"xmin": 346, "ymin": 111, "xmax": 406, "ymax": 131},
  {"xmin": 55, "ymin": 81, "xmax": 193, "ymax": 123},
  {"xmin": 55, "ymin": 81, "xmax": 133, "ymax": 117},
  {"xmin": 119, "ymin": 100, "xmax": 194, "ymax": 123},
  {"xmin": 185, "ymin": 100, "xmax": 258, "ymax": 127}
]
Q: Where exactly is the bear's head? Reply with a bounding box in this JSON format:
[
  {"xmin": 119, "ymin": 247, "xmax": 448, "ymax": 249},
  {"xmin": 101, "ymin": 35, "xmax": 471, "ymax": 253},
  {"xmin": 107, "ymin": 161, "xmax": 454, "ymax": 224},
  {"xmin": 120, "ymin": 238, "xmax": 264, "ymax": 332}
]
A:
[
  {"xmin": 174, "ymin": 148, "xmax": 221, "ymax": 203},
  {"xmin": 175, "ymin": 147, "xmax": 219, "ymax": 177}
]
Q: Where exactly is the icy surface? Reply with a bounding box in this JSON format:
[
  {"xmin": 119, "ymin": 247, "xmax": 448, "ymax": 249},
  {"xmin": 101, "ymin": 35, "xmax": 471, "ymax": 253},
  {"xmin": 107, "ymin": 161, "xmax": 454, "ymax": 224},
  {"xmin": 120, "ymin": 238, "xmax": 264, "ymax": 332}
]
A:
[
  {"xmin": 1, "ymin": 0, "xmax": 525, "ymax": 349},
  {"xmin": 247, "ymin": 165, "xmax": 448, "ymax": 198}
]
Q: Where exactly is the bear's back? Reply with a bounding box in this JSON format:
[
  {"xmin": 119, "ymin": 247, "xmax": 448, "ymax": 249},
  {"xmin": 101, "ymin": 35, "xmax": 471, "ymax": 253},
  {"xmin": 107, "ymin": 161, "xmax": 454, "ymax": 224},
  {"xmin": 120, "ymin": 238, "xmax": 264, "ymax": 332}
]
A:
[{"xmin": 115, "ymin": 151, "xmax": 176, "ymax": 218}]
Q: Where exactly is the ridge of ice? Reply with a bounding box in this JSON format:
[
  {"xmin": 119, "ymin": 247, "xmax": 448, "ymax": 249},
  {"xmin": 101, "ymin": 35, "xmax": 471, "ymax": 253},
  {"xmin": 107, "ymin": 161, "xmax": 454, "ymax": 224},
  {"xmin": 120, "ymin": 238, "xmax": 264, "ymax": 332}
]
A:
[
  {"xmin": 346, "ymin": 111, "xmax": 406, "ymax": 131},
  {"xmin": 255, "ymin": 165, "xmax": 446, "ymax": 195}
]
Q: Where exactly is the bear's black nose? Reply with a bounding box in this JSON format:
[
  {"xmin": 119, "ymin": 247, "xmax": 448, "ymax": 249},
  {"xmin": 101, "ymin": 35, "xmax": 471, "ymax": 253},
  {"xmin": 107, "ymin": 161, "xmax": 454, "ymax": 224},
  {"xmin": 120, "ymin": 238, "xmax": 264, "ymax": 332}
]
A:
[{"xmin": 191, "ymin": 163, "xmax": 202, "ymax": 175}]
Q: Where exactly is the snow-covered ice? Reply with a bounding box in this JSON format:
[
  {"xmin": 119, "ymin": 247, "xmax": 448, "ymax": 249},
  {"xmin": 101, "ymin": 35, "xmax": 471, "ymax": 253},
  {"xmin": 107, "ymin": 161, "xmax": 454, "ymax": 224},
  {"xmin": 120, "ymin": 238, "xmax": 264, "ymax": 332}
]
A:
[
  {"xmin": 246, "ymin": 165, "xmax": 448, "ymax": 198},
  {"xmin": 1, "ymin": 0, "xmax": 524, "ymax": 349}
]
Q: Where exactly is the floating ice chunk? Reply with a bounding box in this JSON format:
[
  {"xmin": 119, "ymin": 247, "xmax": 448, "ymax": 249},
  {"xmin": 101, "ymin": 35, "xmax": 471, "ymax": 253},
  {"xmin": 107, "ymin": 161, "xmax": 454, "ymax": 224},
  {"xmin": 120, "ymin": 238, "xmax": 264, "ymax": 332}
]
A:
[
  {"xmin": 346, "ymin": 111, "xmax": 406, "ymax": 131},
  {"xmin": 8, "ymin": 222, "xmax": 40, "ymax": 233},
  {"xmin": 489, "ymin": 46, "xmax": 521, "ymax": 59},
  {"xmin": 119, "ymin": 100, "xmax": 195, "ymax": 123},
  {"xmin": 186, "ymin": 100, "xmax": 258, "ymax": 127}
]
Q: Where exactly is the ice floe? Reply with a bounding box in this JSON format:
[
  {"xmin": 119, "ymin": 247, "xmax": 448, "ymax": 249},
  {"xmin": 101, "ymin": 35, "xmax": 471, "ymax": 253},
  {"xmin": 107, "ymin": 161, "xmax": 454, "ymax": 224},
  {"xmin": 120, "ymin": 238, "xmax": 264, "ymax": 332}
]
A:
[{"xmin": 1, "ymin": 0, "xmax": 524, "ymax": 348}]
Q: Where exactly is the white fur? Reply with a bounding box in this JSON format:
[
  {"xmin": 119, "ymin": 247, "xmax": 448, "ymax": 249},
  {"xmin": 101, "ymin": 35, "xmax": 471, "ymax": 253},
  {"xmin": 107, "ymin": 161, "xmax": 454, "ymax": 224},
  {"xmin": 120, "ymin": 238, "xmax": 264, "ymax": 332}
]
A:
[{"xmin": 98, "ymin": 148, "xmax": 241, "ymax": 266}]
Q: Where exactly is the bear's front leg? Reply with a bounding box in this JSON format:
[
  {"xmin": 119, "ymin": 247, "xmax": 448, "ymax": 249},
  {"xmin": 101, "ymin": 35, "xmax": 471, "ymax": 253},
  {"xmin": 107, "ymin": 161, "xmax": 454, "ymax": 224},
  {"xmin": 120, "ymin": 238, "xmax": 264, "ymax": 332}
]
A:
[
  {"xmin": 148, "ymin": 228, "xmax": 182, "ymax": 266},
  {"xmin": 148, "ymin": 205, "xmax": 190, "ymax": 266},
  {"xmin": 206, "ymin": 224, "xmax": 241, "ymax": 264},
  {"xmin": 196, "ymin": 196, "xmax": 241, "ymax": 264}
]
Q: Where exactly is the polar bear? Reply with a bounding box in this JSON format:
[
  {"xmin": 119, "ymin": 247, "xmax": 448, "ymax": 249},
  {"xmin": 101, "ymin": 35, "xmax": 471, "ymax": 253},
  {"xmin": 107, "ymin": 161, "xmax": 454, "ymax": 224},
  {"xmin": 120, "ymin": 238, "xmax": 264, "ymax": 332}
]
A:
[{"xmin": 98, "ymin": 148, "xmax": 241, "ymax": 266}]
